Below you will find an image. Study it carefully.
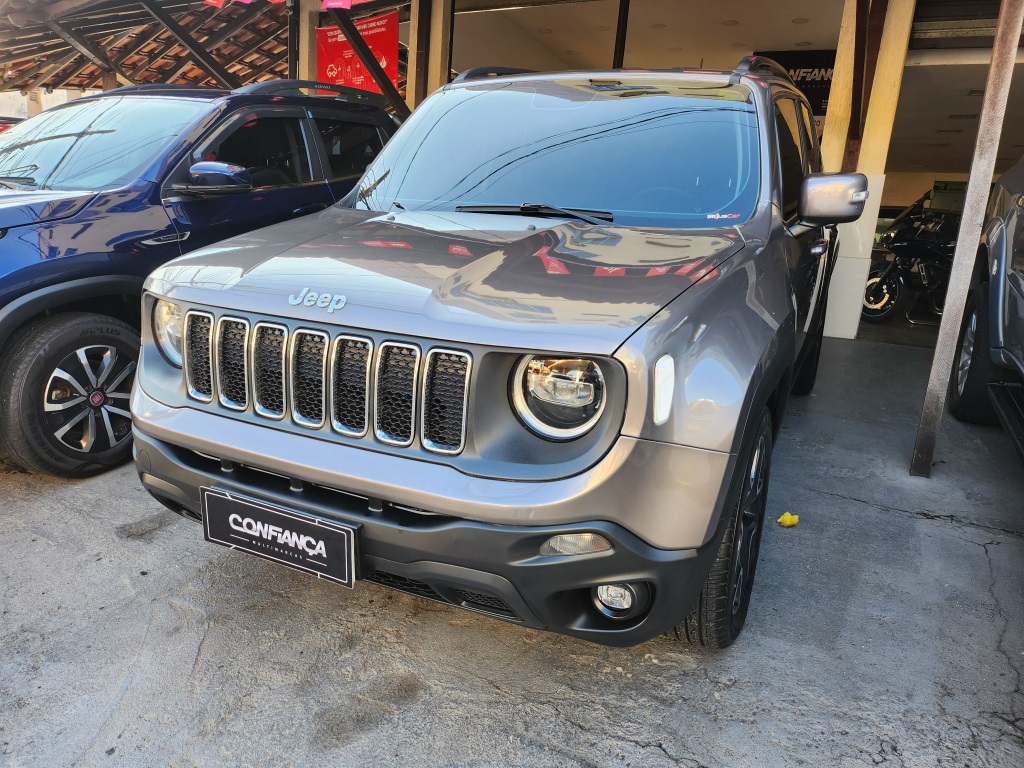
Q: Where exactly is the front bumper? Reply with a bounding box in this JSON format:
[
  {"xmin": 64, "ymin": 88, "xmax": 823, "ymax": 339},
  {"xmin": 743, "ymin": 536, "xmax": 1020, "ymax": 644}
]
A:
[
  {"xmin": 132, "ymin": 390, "xmax": 734, "ymax": 646},
  {"xmin": 134, "ymin": 428, "xmax": 719, "ymax": 646}
]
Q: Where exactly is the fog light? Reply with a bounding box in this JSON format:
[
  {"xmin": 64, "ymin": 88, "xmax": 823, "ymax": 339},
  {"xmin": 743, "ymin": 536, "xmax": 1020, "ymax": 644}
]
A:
[
  {"xmin": 596, "ymin": 584, "xmax": 633, "ymax": 611},
  {"xmin": 539, "ymin": 532, "xmax": 612, "ymax": 556},
  {"xmin": 591, "ymin": 581, "xmax": 652, "ymax": 620}
]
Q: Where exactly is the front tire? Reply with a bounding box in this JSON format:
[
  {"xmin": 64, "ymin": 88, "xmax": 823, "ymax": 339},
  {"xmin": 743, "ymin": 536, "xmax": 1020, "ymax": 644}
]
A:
[
  {"xmin": 673, "ymin": 408, "xmax": 773, "ymax": 648},
  {"xmin": 948, "ymin": 289, "xmax": 1002, "ymax": 426},
  {"xmin": 861, "ymin": 268, "xmax": 906, "ymax": 324},
  {"xmin": 0, "ymin": 312, "xmax": 139, "ymax": 478}
]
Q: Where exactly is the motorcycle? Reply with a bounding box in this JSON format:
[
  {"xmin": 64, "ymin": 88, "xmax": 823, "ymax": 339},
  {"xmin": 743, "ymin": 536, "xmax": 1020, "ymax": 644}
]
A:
[{"xmin": 861, "ymin": 190, "xmax": 959, "ymax": 324}]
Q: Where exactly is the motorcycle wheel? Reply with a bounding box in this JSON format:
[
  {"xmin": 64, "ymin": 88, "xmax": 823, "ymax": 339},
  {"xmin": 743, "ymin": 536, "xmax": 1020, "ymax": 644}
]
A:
[{"xmin": 861, "ymin": 269, "xmax": 907, "ymax": 324}]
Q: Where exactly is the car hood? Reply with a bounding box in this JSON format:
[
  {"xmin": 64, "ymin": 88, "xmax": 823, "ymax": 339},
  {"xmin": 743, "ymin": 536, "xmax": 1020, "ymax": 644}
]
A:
[
  {"xmin": 0, "ymin": 188, "xmax": 96, "ymax": 229},
  {"xmin": 147, "ymin": 207, "xmax": 745, "ymax": 355}
]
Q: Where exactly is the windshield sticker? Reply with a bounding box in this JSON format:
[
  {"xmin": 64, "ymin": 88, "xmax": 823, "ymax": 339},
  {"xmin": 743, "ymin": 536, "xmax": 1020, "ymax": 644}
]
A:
[{"xmin": 706, "ymin": 213, "xmax": 741, "ymax": 220}]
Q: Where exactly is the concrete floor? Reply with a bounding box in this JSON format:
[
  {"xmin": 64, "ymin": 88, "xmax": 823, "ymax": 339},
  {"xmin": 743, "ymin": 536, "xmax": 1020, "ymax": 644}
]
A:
[{"xmin": 1, "ymin": 338, "xmax": 1022, "ymax": 767}]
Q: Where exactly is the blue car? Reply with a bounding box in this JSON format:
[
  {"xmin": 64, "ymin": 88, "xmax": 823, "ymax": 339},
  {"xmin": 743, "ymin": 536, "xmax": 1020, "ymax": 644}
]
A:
[{"xmin": 0, "ymin": 81, "xmax": 398, "ymax": 477}]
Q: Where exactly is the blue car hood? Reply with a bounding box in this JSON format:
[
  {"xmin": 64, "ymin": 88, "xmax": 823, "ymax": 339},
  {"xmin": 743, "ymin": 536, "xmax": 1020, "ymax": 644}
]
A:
[{"xmin": 0, "ymin": 189, "xmax": 96, "ymax": 229}]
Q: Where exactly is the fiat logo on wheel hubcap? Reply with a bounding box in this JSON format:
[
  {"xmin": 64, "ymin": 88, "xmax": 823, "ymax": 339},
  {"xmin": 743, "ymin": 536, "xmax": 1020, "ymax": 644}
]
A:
[{"xmin": 89, "ymin": 391, "xmax": 105, "ymax": 407}]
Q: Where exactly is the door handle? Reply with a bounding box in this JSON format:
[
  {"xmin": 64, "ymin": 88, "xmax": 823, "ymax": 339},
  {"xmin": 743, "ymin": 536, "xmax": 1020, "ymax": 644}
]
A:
[
  {"xmin": 293, "ymin": 202, "xmax": 328, "ymax": 216},
  {"xmin": 810, "ymin": 240, "xmax": 828, "ymax": 257}
]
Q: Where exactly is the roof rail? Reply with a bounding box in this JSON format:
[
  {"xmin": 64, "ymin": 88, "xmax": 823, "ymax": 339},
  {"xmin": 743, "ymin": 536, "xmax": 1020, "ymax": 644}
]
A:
[
  {"xmin": 232, "ymin": 80, "xmax": 390, "ymax": 108},
  {"xmin": 452, "ymin": 66, "xmax": 536, "ymax": 83},
  {"xmin": 732, "ymin": 56, "xmax": 794, "ymax": 84},
  {"xmin": 105, "ymin": 83, "xmax": 215, "ymax": 93}
]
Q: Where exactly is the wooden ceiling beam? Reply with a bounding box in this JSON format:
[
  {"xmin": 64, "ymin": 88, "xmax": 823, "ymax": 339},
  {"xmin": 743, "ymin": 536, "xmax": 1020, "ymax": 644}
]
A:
[
  {"xmin": 45, "ymin": 18, "xmax": 134, "ymax": 84},
  {"xmin": 159, "ymin": 2, "xmax": 266, "ymax": 84},
  {"xmin": 139, "ymin": 0, "xmax": 239, "ymax": 88}
]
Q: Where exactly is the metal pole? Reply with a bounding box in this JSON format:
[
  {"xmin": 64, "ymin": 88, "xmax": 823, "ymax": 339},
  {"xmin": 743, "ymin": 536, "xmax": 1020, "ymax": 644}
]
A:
[
  {"xmin": 612, "ymin": 0, "xmax": 629, "ymax": 69},
  {"xmin": 288, "ymin": 0, "xmax": 300, "ymax": 80},
  {"xmin": 910, "ymin": 0, "xmax": 1024, "ymax": 477}
]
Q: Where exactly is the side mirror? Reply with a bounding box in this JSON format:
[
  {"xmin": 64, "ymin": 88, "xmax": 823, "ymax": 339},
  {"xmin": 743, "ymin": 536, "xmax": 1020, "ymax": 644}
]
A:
[
  {"xmin": 172, "ymin": 161, "xmax": 252, "ymax": 196},
  {"xmin": 799, "ymin": 172, "xmax": 869, "ymax": 226}
]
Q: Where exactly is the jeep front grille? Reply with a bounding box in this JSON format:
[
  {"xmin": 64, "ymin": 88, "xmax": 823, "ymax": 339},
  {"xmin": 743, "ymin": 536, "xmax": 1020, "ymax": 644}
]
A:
[
  {"xmin": 291, "ymin": 330, "xmax": 329, "ymax": 428},
  {"xmin": 331, "ymin": 336, "xmax": 372, "ymax": 436},
  {"xmin": 422, "ymin": 350, "xmax": 471, "ymax": 454},
  {"xmin": 184, "ymin": 311, "xmax": 213, "ymax": 402},
  {"xmin": 216, "ymin": 318, "xmax": 249, "ymax": 410},
  {"xmin": 252, "ymin": 323, "xmax": 287, "ymax": 419},
  {"xmin": 375, "ymin": 342, "xmax": 419, "ymax": 446},
  {"xmin": 181, "ymin": 313, "xmax": 470, "ymax": 455}
]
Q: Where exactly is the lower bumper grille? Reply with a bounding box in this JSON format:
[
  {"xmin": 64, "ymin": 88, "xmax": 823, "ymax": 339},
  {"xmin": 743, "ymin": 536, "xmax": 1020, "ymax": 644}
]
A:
[{"xmin": 366, "ymin": 571, "xmax": 519, "ymax": 620}]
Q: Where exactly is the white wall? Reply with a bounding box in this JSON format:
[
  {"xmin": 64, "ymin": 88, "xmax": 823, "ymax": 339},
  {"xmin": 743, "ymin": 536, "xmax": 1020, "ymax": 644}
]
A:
[
  {"xmin": 452, "ymin": 11, "xmax": 571, "ymax": 73},
  {"xmin": 0, "ymin": 89, "xmax": 96, "ymax": 119}
]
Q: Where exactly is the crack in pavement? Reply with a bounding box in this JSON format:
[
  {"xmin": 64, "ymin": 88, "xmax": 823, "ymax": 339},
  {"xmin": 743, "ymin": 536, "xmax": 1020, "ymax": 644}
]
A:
[{"xmin": 801, "ymin": 488, "xmax": 1024, "ymax": 539}]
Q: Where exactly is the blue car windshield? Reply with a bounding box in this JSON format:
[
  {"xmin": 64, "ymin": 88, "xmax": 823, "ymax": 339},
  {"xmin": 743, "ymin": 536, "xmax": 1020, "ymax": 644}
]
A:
[
  {"xmin": 0, "ymin": 96, "xmax": 208, "ymax": 191},
  {"xmin": 351, "ymin": 78, "xmax": 761, "ymax": 229}
]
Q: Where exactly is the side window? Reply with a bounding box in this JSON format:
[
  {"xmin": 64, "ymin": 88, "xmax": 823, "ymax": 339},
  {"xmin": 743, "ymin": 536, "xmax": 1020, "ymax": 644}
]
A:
[
  {"xmin": 773, "ymin": 98, "xmax": 807, "ymax": 221},
  {"xmin": 314, "ymin": 118, "xmax": 384, "ymax": 181},
  {"xmin": 199, "ymin": 116, "xmax": 312, "ymax": 188},
  {"xmin": 799, "ymin": 102, "xmax": 821, "ymax": 173}
]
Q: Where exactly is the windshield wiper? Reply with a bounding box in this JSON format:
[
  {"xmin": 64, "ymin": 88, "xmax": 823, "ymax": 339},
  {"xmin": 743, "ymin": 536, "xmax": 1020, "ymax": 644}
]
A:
[{"xmin": 455, "ymin": 203, "xmax": 613, "ymax": 226}]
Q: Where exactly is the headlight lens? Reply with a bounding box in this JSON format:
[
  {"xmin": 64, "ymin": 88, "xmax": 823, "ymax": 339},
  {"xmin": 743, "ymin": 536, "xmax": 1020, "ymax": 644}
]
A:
[
  {"xmin": 153, "ymin": 299, "xmax": 184, "ymax": 367},
  {"xmin": 511, "ymin": 356, "xmax": 606, "ymax": 440}
]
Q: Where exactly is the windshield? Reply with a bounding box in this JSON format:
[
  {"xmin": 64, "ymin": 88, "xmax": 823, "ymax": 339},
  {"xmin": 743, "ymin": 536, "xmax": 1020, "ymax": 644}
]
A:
[
  {"xmin": 0, "ymin": 96, "xmax": 209, "ymax": 191},
  {"xmin": 351, "ymin": 78, "xmax": 761, "ymax": 228}
]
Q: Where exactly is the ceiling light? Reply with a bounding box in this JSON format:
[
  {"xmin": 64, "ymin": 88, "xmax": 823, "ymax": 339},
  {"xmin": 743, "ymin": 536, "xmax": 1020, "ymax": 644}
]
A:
[
  {"xmin": 668, "ymin": 46, "xmax": 683, "ymax": 52},
  {"xmin": 733, "ymin": 42, "xmax": 751, "ymax": 48},
  {"xmin": 595, "ymin": 25, "xmax": 610, "ymax": 31},
  {"xmin": 936, "ymin": 128, "xmax": 963, "ymax": 133},
  {"xmin": 566, "ymin": 50, "xmax": 580, "ymax": 55},
  {"xmin": 968, "ymin": 88, "xmax": 985, "ymax": 96},
  {"xmin": 792, "ymin": 18, "xmax": 810, "ymax": 24},
  {"xmin": 538, "ymin": 28, "xmax": 553, "ymax": 34},
  {"xmin": 795, "ymin": 41, "xmax": 813, "ymax": 46},
  {"xmin": 722, "ymin": 20, "xmax": 740, "ymax": 26},
  {"xmin": 651, "ymin": 23, "xmax": 667, "ymax": 29}
]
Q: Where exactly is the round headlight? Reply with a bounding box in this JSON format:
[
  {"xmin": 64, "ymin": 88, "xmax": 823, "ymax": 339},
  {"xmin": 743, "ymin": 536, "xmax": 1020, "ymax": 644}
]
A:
[
  {"xmin": 153, "ymin": 299, "xmax": 184, "ymax": 367},
  {"xmin": 511, "ymin": 356, "xmax": 606, "ymax": 440}
]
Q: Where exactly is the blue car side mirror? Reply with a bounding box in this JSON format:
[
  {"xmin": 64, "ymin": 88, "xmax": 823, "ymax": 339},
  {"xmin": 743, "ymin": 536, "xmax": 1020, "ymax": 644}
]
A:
[{"xmin": 173, "ymin": 162, "xmax": 253, "ymax": 196}]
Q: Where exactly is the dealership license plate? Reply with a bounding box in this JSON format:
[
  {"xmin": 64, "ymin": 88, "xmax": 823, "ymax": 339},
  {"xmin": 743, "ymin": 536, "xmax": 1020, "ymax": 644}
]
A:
[{"xmin": 201, "ymin": 488, "xmax": 358, "ymax": 588}]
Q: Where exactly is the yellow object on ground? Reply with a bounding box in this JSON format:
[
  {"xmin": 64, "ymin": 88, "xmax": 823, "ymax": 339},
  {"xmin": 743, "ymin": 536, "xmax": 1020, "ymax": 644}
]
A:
[{"xmin": 777, "ymin": 512, "xmax": 799, "ymax": 528}]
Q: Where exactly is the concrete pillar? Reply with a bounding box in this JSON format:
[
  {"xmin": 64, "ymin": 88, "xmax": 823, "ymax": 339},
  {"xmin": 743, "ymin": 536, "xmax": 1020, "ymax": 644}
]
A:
[
  {"xmin": 406, "ymin": 0, "xmax": 428, "ymax": 110},
  {"xmin": 824, "ymin": 0, "xmax": 916, "ymax": 339},
  {"xmin": 296, "ymin": 0, "xmax": 319, "ymax": 82},
  {"xmin": 821, "ymin": 0, "xmax": 857, "ymax": 173},
  {"xmin": 426, "ymin": 0, "xmax": 453, "ymax": 95}
]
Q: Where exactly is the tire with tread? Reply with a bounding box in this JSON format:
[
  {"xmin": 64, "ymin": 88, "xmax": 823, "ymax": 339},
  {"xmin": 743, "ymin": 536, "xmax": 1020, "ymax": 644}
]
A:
[
  {"xmin": 0, "ymin": 312, "xmax": 139, "ymax": 477},
  {"xmin": 948, "ymin": 288, "xmax": 1003, "ymax": 426},
  {"xmin": 671, "ymin": 407, "xmax": 773, "ymax": 649}
]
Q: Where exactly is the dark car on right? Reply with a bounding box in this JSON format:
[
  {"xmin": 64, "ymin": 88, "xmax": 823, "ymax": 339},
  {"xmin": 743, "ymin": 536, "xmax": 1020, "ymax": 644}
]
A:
[{"xmin": 949, "ymin": 158, "xmax": 1024, "ymax": 460}]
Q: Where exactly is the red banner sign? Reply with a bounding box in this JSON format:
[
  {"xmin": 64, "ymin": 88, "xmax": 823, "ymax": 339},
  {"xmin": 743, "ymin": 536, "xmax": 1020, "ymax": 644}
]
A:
[{"xmin": 316, "ymin": 11, "xmax": 399, "ymax": 96}]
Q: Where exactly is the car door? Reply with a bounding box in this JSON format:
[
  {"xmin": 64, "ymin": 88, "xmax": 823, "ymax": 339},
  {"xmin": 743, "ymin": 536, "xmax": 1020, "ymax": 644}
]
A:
[
  {"xmin": 773, "ymin": 94, "xmax": 823, "ymax": 353},
  {"xmin": 306, "ymin": 108, "xmax": 388, "ymax": 202},
  {"xmin": 162, "ymin": 107, "xmax": 333, "ymax": 252}
]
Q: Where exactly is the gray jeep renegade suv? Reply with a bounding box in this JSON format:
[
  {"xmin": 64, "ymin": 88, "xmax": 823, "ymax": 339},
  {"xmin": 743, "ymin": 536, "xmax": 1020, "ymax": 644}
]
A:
[{"xmin": 131, "ymin": 58, "xmax": 867, "ymax": 648}]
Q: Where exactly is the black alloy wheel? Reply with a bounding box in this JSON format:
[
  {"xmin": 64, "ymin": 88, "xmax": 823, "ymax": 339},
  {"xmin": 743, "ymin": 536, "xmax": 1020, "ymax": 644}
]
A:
[
  {"xmin": 674, "ymin": 407, "xmax": 773, "ymax": 648},
  {"xmin": 0, "ymin": 312, "xmax": 140, "ymax": 477}
]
